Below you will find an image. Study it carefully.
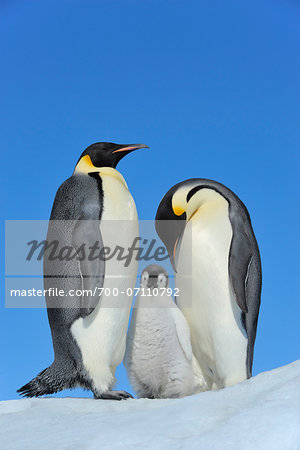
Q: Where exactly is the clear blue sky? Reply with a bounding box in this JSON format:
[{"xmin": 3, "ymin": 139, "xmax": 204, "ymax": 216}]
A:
[{"xmin": 1, "ymin": 0, "xmax": 299, "ymax": 400}]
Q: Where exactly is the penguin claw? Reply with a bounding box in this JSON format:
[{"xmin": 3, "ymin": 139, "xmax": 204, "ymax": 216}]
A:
[{"xmin": 94, "ymin": 390, "xmax": 134, "ymax": 400}]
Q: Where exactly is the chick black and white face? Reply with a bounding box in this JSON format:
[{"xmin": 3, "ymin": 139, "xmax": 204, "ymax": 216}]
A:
[{"xmin": 140, "ymin": 264, "xmax": 168, "ymax": 289}]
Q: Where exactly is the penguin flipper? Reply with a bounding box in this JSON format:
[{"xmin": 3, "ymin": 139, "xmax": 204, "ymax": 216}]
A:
[
  {"xmin": 170, "ymin": 307, "xmax": 193, "ymax": 361},
  {"xmin": 229, "ymin": 210, "xmax": 253, "ymax": 314},
  {"xmin": 72, "ymin": 209, "xmax": 105, "ymax": 317},
  {"xmin": 228, "ymin": 203, "xmax": 262, "ymax": 314}
]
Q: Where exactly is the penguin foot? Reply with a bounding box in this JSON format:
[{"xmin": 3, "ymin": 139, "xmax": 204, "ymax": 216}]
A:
[{"xmin": 94, "ymin": 390, "xmax": 134, "ymax": 400}]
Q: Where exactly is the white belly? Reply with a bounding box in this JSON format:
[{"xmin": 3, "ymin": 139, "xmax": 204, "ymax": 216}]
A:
[
  {"xmin": 125, "ymin": 294, "xmax": 196, "ymax": 398},
  {"xmin": 176, "ymin": 198, "xmax": 248, "ymax": 388},
  {"xmin": 71, "ymin": 172, "xmax": 138, "ymax": 393}
]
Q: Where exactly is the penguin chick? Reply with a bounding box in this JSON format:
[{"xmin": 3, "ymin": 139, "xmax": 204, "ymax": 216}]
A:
[{"xmin": 124, "ymin": 264, "xmax": 207, "ymax": 399}]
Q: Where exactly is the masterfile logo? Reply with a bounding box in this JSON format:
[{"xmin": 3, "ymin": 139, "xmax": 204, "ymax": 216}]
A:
[{"xmin": 5, "ymin": 220, "xmax": 192, "ymax": 308}]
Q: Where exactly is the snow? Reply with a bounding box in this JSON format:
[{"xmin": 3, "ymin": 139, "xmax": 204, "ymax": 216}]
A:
[{"xmin": 1, "ymin": 360, "xmax": 300, "ymax": 450}]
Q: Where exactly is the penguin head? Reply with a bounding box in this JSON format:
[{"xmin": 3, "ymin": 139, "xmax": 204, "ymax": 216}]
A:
[
  {"xmin": 155, "ymin": 183, "xmax": 188, "ymax": 272},
  {"xmin": 156, "ymin": 180, "xmax": 216, "ymax": 272},
  {"xmin": 140, "ymin": 264, "xmax": 169, "ymax": 289},
  {"xmin": 75, "ymin": 142, "xmax": 149, "ymax": 171}
]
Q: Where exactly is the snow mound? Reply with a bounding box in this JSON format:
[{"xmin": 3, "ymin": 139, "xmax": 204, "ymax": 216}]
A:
[{"xmin": 1, "ymin": 360, "xmax": 300, "ymax": 450}]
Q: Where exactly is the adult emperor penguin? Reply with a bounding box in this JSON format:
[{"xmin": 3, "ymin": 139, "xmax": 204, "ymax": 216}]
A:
[
  {"xmin": 124, "ymin": 264, "xmax": 207, "ymax": 398},
  {"xmin": 18, "ymin": 142, "xmax": 148, "ymax": 400},
  {"xmin": 155, "ymin": 179, "xmax": 262, "ymax": 389}
]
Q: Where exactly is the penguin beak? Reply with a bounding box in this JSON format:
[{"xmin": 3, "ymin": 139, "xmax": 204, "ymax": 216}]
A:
[
  {"xmin": 170, "ymin": 237, "xmax": 179, "ymax": 273},
  {"xmin": 169, "ymin": 205, "xmax": 187, "ymax": 272},
  {"xmin": 112, "ymin": 143, "xmax": 149, "ymax": 153},
  {"xmin": 155, "ymin": 203, "xmax": 186, "ymax": 275}
]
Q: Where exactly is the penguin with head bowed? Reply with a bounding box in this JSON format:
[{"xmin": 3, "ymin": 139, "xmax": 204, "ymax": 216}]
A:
[
  {"xmin": 18, "ymin": 142, "xmax": 148, "ymax": 400},
  {"xmin": 155, "ymin": 179, "xmax": 262, "ymax": 389},
  {"xmin": 124, "ymin": 264, "xmax": 207, "ymax": 398}
]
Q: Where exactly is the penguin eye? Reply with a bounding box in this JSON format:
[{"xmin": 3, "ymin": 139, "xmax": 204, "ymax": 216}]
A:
[
  {"xmin": 142, "ymin": 272, "xmax": 149, "ymax": 283},
  {"xmin": 158, "ymin": 274, "xmax": 166, "ymax": 284}
]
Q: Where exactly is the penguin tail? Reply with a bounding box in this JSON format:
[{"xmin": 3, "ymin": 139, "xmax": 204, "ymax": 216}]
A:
[{"xmin": 17, "ymin": 364, "xmax": 65, "ymax": 398}]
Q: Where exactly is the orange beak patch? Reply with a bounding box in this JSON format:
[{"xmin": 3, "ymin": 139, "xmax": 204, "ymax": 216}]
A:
[
  {"xmin": 112, "ymin": 146, "xmax": 140, "ymax": 153},
  {"xmin": 173, "ymin": 236, "xmax": 179, "ymax": 263}
]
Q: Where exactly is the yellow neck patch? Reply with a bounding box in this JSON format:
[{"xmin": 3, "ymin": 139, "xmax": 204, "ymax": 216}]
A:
[
  {"xmin": 172, "ymin": 186, "xmax": 190, "ymax": 216},
  {"xmin": 74, "ymin": 155, "xmax": 128, "ymax": 188},
  {"xmin": 74, "ymin": 155, "xmax": 97, "ymax": 173},
  {"xmin": 173, "ymin": 206, "xmax": 186, "ymax": 216}
]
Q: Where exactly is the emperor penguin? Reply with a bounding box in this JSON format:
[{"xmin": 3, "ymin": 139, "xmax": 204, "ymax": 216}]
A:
[
  {"xmin": 124, "ymin": 264, "xmax": 207, "ymax": 398},
  {"xmin": 18, "ymin": 142, "xmax": 148, "ymax": 400},
  {"xmin": 155, "ymin": 179, "xmax": 262, "ymax": 389}
]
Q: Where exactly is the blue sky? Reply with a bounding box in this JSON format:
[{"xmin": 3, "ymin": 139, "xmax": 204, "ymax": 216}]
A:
[{"xmin": 1, "ymin": 0, "xmax": 299, "ymax": 400}]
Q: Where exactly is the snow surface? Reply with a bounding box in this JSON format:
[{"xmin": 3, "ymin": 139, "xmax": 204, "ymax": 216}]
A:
[{"xmin": 1, "ymin": 360, "xmax": 300, "ymax": 450}]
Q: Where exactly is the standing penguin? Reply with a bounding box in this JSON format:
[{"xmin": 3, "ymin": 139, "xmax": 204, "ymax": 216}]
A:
[
  {"xmin": 18, "ymin": 142, "xmax": 148, "ymax": 400},
  {"xmin": 155, "ymin": 179, "xmax": 262, "ymax": 389},
  {"xmin": 124, "ymin": 264, "xmax": 207, "ymax": 398}
]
